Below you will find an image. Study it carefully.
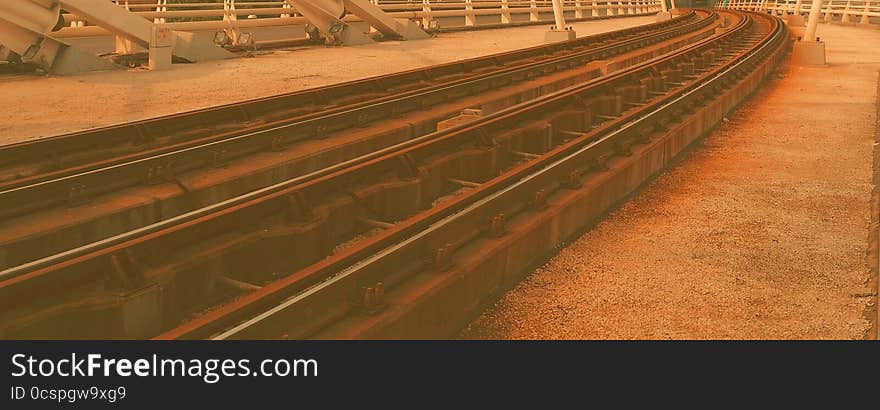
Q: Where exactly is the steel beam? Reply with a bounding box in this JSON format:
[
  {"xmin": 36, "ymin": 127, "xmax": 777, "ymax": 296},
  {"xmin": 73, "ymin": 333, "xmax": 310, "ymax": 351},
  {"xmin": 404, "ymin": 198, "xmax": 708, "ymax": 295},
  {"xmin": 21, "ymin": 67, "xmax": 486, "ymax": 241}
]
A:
[
  {"xmin": 292, "ymin": 0, "xmax": 372, "ymax": 44},
  {"xmin": 0, "ymin": 0, "xmax": 63, "ymax": 34},
  {"xmin": 59, "ymin": 0, "xmax": 232, "ymax": 61},
  {"xmin": 343, "ymin": 0, "xmax": 429, "ymax": 40},
  {"xmin": 0, "ymin": 15, "xmax": 116, "ymax": 74},
  {"xmin": 58, "ymin": 0, "xmax": 151, "ymax": 47}
]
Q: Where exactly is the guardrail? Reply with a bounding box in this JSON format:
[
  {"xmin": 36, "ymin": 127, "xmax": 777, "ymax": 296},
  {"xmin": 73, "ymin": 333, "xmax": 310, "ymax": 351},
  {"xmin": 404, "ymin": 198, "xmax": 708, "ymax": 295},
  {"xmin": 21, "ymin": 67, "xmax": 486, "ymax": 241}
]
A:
[
  {"xmin": 55, "ymin": 0, "xmax": 662, "ymax": 38},
  {"xmin": 714, "ymin": 0, "xmax": 880, "ymax": 25}
]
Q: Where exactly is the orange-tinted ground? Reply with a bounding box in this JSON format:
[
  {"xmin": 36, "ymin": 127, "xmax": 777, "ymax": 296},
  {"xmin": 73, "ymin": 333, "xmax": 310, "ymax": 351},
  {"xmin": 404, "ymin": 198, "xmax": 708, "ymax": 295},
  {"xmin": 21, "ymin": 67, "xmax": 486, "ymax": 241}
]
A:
[{"xmin": 461, "ymin": 22, "xmax": 879, "ymax": 339}]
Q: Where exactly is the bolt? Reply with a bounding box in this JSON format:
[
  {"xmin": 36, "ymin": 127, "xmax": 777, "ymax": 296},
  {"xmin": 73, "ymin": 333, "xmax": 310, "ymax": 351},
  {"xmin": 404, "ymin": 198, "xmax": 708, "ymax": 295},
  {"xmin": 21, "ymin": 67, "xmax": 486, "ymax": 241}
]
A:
[{"xmin": 489, "ymin": 213, "xmax": 506, "ymax": 238}]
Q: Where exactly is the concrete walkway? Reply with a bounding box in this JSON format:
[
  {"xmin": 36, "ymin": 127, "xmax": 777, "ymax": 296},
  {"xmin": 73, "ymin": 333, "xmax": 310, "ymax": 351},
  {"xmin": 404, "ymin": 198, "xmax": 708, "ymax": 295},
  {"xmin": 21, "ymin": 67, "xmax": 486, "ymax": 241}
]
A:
[
  {"xmin": 461, "ymin": 22, "xmax": 880, "ymax": 340},
  {"xmin": 0, "ymin": 16, "xmax": 655, "ymax": 145}
]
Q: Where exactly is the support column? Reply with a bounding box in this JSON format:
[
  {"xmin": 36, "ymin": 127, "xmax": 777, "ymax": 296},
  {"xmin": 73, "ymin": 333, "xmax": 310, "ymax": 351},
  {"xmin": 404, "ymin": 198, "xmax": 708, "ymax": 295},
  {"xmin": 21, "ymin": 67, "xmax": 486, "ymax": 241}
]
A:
[
  {"xmin": 545, "ymin": 0, "xmax": 576, "ymax": 43},
  {"xmin": 792, "ymin": 0, "xmax": 826, "ymax": 65},
  {"xmin": 841, "ymin": 0, "xmax": 853, "ymax": 24},
  {"xmin": 113, "ymin": 1, "xmax": 136, "ymax": 53},
  {"xmin": 464, "ymin": 0, "xmax": 476, "ymax": 27},
  {"xmin": 421, "ymin": 0, "xmax": 434, "ymax": 30},
  {"xmin": 824, "ymin": 0, "xmax": 834, "ymax": 22},
  {"xmin": 859, "ymin": 0, "xmax": 871, "ymax": 25},
  {"xmin": 787, "ymin": 0, "xmax": 807, "ymax": 37},
  {"xmin": 148, "ymin": 23, "xmax": 172, "ymax": 70},
  {"xmin": 501, "ymin": 0, "xmax": 512, "ymax": 23},
  {"xmin": 656, "ymin": 0, "xmax": 671, "ymax": 21}
]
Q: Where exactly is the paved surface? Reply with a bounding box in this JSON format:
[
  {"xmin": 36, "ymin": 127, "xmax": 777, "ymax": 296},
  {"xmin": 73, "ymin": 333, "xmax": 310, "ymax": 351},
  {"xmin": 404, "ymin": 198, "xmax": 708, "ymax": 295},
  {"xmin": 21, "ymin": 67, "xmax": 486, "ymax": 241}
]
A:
[
  {"xmin": 0, "ymin": 16, "xmax": 655, "ymax": 145},
  {"xmin": 460, "ymin": 22, "xmax": 880, "ymax": 340}
]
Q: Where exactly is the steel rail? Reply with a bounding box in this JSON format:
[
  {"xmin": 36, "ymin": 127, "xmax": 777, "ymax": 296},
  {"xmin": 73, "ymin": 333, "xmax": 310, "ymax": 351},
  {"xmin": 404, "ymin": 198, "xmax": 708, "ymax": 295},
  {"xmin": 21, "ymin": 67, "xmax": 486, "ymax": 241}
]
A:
[
  {"xmin": 210, "ymin": 10, "xmax": 787, "ymax": 340},
  {"xmin": 0, "ymin": 10, "xmax": 718, "ymax": 284},
  {"xmin": 0, "ymin": 11, "xmax": 692, "ymax": 173},
  {"xmin": 0, "ymin": 10, "xmax": 781, "ymax": 340},
  {"xmin": 156, "ymin": 10, "xmax": 782, "ymax": 340},
  {"xmin": 0, "ymin": 12, "xmax": 702, "ymax": 223}
]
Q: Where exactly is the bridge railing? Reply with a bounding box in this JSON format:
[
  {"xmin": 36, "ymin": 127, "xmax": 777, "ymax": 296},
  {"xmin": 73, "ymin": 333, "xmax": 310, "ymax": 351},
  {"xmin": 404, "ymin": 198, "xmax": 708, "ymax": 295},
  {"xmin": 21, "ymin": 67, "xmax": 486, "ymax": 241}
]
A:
[
  {"xmin": 713, "ymin": 0, "xmax": 880, "ymax": 25},
  {"xmin": 59, "ymin": 0, "xmax": 661, "ymax": 32}
]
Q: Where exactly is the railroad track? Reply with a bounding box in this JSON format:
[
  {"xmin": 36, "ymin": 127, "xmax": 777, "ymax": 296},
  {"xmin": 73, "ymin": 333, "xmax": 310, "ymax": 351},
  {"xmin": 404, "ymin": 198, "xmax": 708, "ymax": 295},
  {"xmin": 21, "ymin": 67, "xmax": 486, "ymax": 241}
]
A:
[
  {"xmin": 0, "ymin": 12, "xmax": 697, "ymax": 205},
  {"xmin": 176, "ymin": 10, "xmax": 788, "ymax": 340},
  {"xmin": 0, "ymin": 9, "xmax": 789, "ymax": 339},
  {"xmin": 0, "ymin": 10, "xmax": 720, "ymax": 272}
]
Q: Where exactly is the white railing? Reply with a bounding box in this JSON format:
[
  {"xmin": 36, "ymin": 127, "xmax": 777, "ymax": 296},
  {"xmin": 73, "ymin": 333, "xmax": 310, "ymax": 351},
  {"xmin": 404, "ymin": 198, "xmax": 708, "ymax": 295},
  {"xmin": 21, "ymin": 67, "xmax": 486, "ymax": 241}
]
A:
[
  {"xmin": 713, "ymin": 0, "xmax": 880, "ymax": 25},
  {"xmin": 57, "ymin": 0, "xmax": 663, "ymax": 32}
]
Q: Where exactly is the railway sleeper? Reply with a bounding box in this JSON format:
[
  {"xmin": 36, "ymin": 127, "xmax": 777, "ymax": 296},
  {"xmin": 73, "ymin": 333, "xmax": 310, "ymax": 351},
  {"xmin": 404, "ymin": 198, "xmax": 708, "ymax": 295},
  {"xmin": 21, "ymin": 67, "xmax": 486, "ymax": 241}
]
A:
[
  {"xmin": 317, "ymin": 50, "xmax": 788, "ymax": 339},
  {"xmin": 0, "ymin": 112, "xmax": 600, "ymax": 338},
  {"xmin": 0, "ymin": 13, "xmax": 738, "ymax": 338}
]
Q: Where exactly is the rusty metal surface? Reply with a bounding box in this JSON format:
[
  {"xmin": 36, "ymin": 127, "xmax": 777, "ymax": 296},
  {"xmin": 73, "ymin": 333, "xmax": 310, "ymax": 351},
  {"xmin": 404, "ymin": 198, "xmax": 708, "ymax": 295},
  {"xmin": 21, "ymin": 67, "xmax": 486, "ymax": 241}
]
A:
[
  {"xmin": 0, "ymin": 11, "xmax": 718, "ymax": 274},
  {"xmin": 0, "ymin": 9, "xmax": 790, "ymax": 340},
  {"xmin": 0, "ymin": 12, "xmax": 698, "ymax": 222},
  {"xmin": 177, "ymin": 11, "xmax": 785, "ymax": 338}
]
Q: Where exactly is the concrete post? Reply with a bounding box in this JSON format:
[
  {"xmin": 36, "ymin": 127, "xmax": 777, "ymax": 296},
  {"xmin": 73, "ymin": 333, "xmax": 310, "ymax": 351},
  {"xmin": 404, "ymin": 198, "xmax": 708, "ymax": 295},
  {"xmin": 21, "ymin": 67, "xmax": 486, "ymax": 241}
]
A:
[
  {"xmin": 592, "ymin": 0, "xmax": 600, "ymax": 16},
  {"xmin": 804, "ymin": 0, "xmax": 822, "ymax": 40},
  {"xmin": 787, "ymin": 0, "xmax": 806, "ymax": 25},
  {"xmin": 421, "ymin": 0, "xmax": 433, "ymax": 29},
  {"xmin": 551, "ymin": 0, "xmax": 566, "ymax": 28},
  {"xmin": 222, "ymin": 0, "xmax": 240, "ymax": 45},
  {"xmin": 501, "ymin": 0, "xmax": 512, "ymax": 23},
  {"xmin": 656, "ymin": 0, "xmax": 671, "ymax": 21},
  {"xmin": 148, "ymin": 24, "xmax": 172, "ymax": 70},
  {"xmin": 546, "ymin": 0, "xmax": 576, "ymax": 42},
  {"xmin": 464, "ymin": 0, "xmax": 475, "ymax": 27},
  {"xmin": 841, "ymin": 0, "xmax": 852, "ymax": 23},
  {"xmin": 860, "ymin": 0, "xmax": 871, "ymax": 25},
  {"xmin": 114, "ymin": 1, "xmax": 135, "ymax": 53},
  {"xmin": 792, "ymin": 0, "xmax": 826, "ymax": 64}
]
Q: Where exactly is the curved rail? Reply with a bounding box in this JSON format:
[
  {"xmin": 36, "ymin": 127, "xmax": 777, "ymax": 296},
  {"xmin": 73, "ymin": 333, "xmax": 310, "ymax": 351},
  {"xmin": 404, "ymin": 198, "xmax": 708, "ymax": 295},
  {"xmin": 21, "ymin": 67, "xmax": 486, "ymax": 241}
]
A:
[
  {"xmin": 0, "ymin": 9, "xmax": 790, "ymax": 339},
  {"xmin": 183, "ymin": 10, "xmax": 789, "ymax": 340},
  {"xmin": 0, "ymin": 12, "xmax": 702, "ymax": 222}
]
